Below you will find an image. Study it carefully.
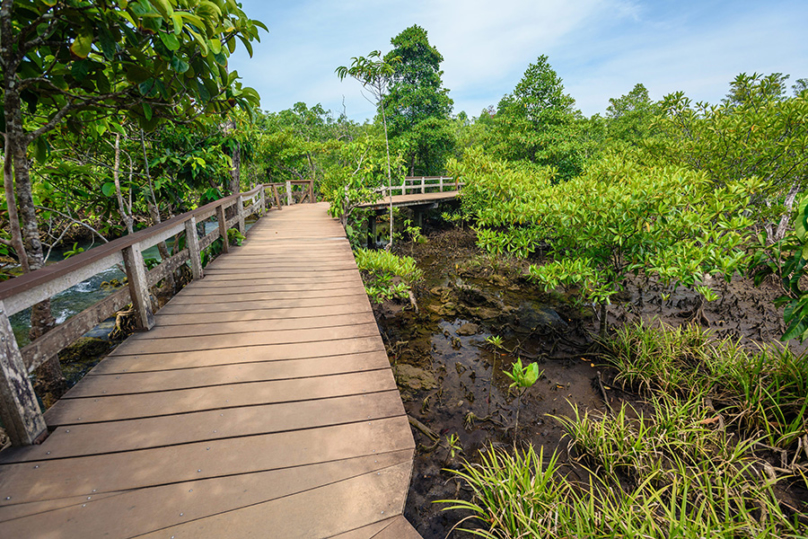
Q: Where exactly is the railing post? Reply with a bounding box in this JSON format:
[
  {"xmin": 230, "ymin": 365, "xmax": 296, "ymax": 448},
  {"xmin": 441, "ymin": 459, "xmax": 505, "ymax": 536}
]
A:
[
  {"xmin": 236, "ymin": 195, "xmax": 246, "ymax": 234},
  {"xmin": 0, "ymin": 300, "xmax": 47, "ymax": 446},
  {"xmin": 122, "ymin": 242, "xmax": 155, "ymax": 330},
  {"xmin": 184, "ymin": 216, "xmax": 204, "ymax": 281},
  {"xmin": 285, "ymin": 180, "xmax": 293, "ymax": 206},
  {"xmin": 272, "ymin": 184, "xmax": 282, "ymax": 210},
  {"xmin": 439, "ymin": 177, "xmax": 443, "ymax": 192},
  {"xmin": 309, "ymin": 180, "xmax": 315, "ymax": 203},
  {"xmin": 216, "ymin": 203, "xmax": 230, "ymax": 254},
  {"xmin": 259, "ymin": 185, "xmax": 267, "ymax": 215},
  {"xmin": 421, "ymin": 177, "xmax": 425, "ymax": 194}
]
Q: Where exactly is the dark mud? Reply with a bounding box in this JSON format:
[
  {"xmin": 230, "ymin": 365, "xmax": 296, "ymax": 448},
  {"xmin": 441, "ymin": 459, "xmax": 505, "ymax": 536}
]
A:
[{"xmin": 376, "ymin": 225, "xmax": 802, "ymax": 538}]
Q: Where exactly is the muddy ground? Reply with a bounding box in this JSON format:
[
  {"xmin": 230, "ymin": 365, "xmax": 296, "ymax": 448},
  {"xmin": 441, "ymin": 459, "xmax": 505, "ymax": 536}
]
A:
[{"xmin": 375, "ymin": 224, "xmax": 803, "ymax": 538}]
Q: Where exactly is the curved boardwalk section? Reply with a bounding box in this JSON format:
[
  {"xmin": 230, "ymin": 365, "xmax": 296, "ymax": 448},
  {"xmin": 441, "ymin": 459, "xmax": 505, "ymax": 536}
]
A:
[{"xmin": 0, "ymin": 202, "xmax": 421, "ymax": 539}]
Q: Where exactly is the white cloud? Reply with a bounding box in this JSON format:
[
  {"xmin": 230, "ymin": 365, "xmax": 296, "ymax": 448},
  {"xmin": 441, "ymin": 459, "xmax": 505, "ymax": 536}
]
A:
[{"xmin": 230, "ymin": 0, "xmax": 808, "ymax": 119}]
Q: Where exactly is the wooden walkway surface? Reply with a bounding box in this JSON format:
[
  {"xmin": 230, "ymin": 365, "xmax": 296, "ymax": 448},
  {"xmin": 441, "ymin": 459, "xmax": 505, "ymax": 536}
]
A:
[
  {"xmin": 356, "ymin": 190, "xmax": 460, "ymax": 210},
  {"xmin": 0, "ymin": 203, "xmax": 421, "ymax": 538}
]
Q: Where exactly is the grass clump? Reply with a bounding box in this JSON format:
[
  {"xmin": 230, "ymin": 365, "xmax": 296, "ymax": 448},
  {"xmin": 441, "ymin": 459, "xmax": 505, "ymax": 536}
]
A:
[
  {"xmin": 354, "ymin": 248, "xmax": 423, "ymax": 304},
  {"xmin": 440, "ymin": 321, "xmax": 808, "ymax": 537},
  {"xmin": 603, "ymin": 320, "xmax": 808, "ymax": 450}
]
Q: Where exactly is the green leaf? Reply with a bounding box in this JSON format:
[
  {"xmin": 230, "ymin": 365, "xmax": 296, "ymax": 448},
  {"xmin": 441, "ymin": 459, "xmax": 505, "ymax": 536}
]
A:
[
  {"xmin": 70, "ymin": 29, "xmax": 93, "ymax": 59},
  {"xmin": 143, "ymin": 102, "xmax": 153, "ymax": 121},
  {"xmin": 102, "ymin": 182, "xmax": 116, "ymax": 197},
  {"xmin": 170, "ymin": 55, "xmax": 190, "ymax": 74},
  {"xmin": 160, "ymin": 31, "xmax": 180, "ymax": 51},
  {"xmin": 33, "ymin": 137, "xmax": 47, "ymax": 164}
]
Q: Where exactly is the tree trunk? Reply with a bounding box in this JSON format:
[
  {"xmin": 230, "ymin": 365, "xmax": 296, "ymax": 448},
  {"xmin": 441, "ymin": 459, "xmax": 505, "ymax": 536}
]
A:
[
  {"xmin": 6, "ymin": 87, "xmax": 63, "ymax": 393},
  {"xmin": 3, "ymin": 127, "xmax": 29, "ymax": 272},
  {"xmin": 381, "ymin": 103, "xmax": 393, "ymax": 249},
  {"xmin": 140, "ymin": 130, "xmax": 175, "ymax": 294},
  {"xmin": 774, "ymin": 183, "xmax": 801, "ymax": 242},
  {"xmin": 230, "ymin": 139, "xmax": 241, "ymax": 196},
  {"xmin": 598, "ymin": 301, "xmax": 608, "ymax": 339},
  {"xmin": 112, "ymin": 133, "xmax": 134, "ymax": 235}
]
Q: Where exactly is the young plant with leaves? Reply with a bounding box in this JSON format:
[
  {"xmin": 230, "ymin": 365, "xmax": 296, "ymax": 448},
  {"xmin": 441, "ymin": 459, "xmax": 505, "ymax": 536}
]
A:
[{"xmin": 504, "ymin": 357, "xmax": 542, "ymax": 442}]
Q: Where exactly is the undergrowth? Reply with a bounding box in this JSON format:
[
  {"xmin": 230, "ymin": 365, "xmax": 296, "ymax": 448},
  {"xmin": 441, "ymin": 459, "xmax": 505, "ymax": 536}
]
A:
[
  {"xmin": 440, "ymin": 321, "xmax": 808, "ymax": 538},
  {"xmin": 354, "ymin": 248, "xmax": 423, "ymax": 303}
]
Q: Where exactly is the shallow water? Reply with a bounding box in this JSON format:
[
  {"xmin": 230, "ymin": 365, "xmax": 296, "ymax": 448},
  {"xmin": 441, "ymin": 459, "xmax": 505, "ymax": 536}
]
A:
[{"xmin": 9, "ymin": 220, "xmax": 240, "ymax": 347}]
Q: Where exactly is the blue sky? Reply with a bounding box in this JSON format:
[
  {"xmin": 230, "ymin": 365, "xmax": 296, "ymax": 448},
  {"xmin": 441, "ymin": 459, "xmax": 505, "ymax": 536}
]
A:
[{"xmin": 229, "ymin": 0, "xmax": 808, "ymax": 121}]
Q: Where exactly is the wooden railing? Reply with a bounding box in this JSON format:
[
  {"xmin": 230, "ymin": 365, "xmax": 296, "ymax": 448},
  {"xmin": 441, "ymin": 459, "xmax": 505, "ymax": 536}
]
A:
[
  {"xmin": 376, "ymin": 176, "xmax": 462, "ymax": 196},
  {"xmin": 266, "ymin": 180, "xmax": 315, "ymax": 207},
  {"xmin": 0, "ymin": 182, "xmax": 312, "ymax": 447}
]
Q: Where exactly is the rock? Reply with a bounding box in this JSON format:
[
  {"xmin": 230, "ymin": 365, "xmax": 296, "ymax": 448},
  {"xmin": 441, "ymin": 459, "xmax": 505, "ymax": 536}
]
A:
[
  {"xmin": 395, "ymin": 364, "xmax": 439, "ymax": 391},
  {"xmin": 58, "ymin": 337, "xmax": 111, "ymax": 364},
  {"xmin": 428, "ymin": 302, "xmax": 457, "ymax": 317},
  {"xmin": 514, "ymin": 303, "xmax": 567, "ymax": 333},
  {"xmin": 456, "ymin": 322, "xmax": 479, "ymax": 336},
  {"xmin": 476, "ymin": 307, "xmax": 501, "ymax": 320},
  {"xmin": 489, "ymin": 274, "xmax": 509, "ymax": 287}
]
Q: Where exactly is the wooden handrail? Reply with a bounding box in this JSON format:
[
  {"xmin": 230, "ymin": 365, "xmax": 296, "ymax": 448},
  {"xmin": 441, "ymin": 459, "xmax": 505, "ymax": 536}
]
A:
[
  {"xmin": 0, "ymin": 184, "xmax": 267, "ymax": 447},
  {"xmin": 0, "ymin": 186, "xmax": 262, "ymax": 311}
]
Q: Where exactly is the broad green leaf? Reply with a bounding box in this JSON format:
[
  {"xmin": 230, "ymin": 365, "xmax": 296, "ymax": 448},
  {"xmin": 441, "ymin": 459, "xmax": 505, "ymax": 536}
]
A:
[
  {"xmin": 102, "ymin": 182, "xmax": 116, "ymax": 197},
  {"xmin": 160, "ymin": 31, "xmax": 180, "ymax": 51},
  {"xmin": 70, "ymin": 29, "xmax": 93, "ymax": 59}
]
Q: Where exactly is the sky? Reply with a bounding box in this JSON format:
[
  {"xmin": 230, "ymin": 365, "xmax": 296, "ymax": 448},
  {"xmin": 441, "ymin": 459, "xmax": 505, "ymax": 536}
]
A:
[{"xmin": 229, "ymin": 0, "xmax": 808, "ymax": 121}]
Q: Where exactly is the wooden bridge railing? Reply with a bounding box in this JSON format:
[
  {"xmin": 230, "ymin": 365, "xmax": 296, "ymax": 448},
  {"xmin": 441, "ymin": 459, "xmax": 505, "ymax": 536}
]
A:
[
  {"xmin": 266, "ymin": 180, "xmax": 316, "ymax": 207},
  {"xmin": 376, "ymin": 176, "xmax": 463, "ymax": 197},
  {"xmin": 0, "ymin": 182, "xmax": 315, "ymax": 447}
]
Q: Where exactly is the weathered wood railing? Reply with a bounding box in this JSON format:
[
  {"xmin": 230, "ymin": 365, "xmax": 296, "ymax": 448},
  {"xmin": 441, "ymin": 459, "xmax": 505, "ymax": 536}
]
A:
[
  {"xmin": 0, "ymin": 185, "xmax": 273, "ymax": 447},
  {"xmin": 265, "ymin": 179, "xmax": 315, "ymax": 207},
  {"xmin": 376, "ymin": 176, "xmax": 462, "ymax": 196}
]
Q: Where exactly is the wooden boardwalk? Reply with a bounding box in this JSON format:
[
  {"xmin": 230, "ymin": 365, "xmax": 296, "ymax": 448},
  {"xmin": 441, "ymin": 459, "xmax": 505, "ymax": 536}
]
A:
[
  {"xmin": 356, "ymin": 190, "xmax": 460, "ymax": 211},
  {"xmin": 0, "ymin": 203, "xmax": 421, "ymax": 538}
]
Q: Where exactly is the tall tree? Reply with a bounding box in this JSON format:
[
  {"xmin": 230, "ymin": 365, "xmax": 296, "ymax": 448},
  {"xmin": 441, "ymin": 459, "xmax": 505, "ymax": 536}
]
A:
[
  {"xmin": 337, "ymin": 50, "xmax": 400, "ymax": 247},
  {"xmin": 383, "ymin": 25, "xmax": 454, "ymax": 175},
  {"xmin": 1, "ymin": 0, "xmax": 264, "ymax": 388},
  {"xmin": 491, "ymin": 55, "xmax": 584, "ymax": 180},
  {"xmin": 605, "ymin": 83, "xmax": 659, "ymax": 147}
]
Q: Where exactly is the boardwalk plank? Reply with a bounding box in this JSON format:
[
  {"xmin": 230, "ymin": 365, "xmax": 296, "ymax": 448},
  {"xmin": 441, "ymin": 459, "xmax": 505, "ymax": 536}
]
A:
[
  {"xmin": 0, "ymin": 452, "xmax": 413, "ymax": 538},
  {"xmin": 65, "ymin": 351, "xmax": 390, "ymax": 397},
  {"xmin": 136, "ymin": 462, "xmax": 412, "ymax": 539},
  {"xmin": 110, "ymin": 322, "xmax": 380, "ymax": 355},
  {"xmin": 1, "ymin": 391, "xmax": 403, "ymax": 463},
  {"xmin": 94, "ymin": 336, "xmax": 384, "ymax": 372},
  {"xmin": 0, "ymin": 416, "xmax": 413, "ymax": 504},
  {"xmin": 154, "ymin": 303, "xmax": 371, "ymax": 326},
  {"xmin": 0, "ymin": 202, "xmax": 422, "ymax": 538},
  {"xmin": 45, "ymin": 369, "xmax": 396, "ymax": 424},
  {"xmin": 165, "ymin": 286, "xmax": 365, "ymax": 305}
]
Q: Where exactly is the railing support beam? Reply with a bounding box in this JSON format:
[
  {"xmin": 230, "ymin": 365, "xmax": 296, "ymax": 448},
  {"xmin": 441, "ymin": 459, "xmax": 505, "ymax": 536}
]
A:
[
  {"xmin": 184, "ymin": 216, "xmax": 204, "ymax": 281},
  {"xmin": 0, "ymin": 300, "xmax": 46, "ymax": 446},
  {"xmin": 122, "ymin": 243, "xmax": 155, "ymax": 330},
  {"xmin": 216, "ymin": 204, "xmax": 230, "ymax": 254},
  {"xmin": 236, "ymin": 195, "xmax": 246, "ymax": 234},
  {"xmin": 285, "ymin": 180, "xmax": 293, "ymax": 206}
]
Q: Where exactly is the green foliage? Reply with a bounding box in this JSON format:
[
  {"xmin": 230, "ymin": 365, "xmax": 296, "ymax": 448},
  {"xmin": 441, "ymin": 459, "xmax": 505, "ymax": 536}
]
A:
[
  {"xmin": 604, "ymin": 320, "xmax": 808, "ymax": 449},
  {"xmin": 383, "ymin": 25, "xmax": 455, "ymax": 175},
  {"xmin": 487, "ymin": 55, "xmax": 588, "ymax": 180},
  {"xmin": 752, "ymin": 196, "xmax": 808, "ymax": 342},
  {"xmin": 441, "ymin": 399, "xmax": 803, "ymax": 537},
  {"xmin": 503, "ymin": 357, "xmax": 542, "ymax": 391},
  {"xmin": 2, "ymin": 0, "xmax": 265, "ymax": 134},
  {"xmin": 61, "ymin": 242, "xmax": 85, "ymax": 259},
  {"xmin": 654, "ymin": 73, "xmax": 808, "ymax": 224},
  {"xmin": 354, "ymin": 248, "xmax": 422, "ymax": 304},
  {"xmin": 445, "ymin": 433, "xmax": 463, "ymax": 459},
  {"xmin": 227, "ymin": 228, "xmax": 245, "ymax": 247}
]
